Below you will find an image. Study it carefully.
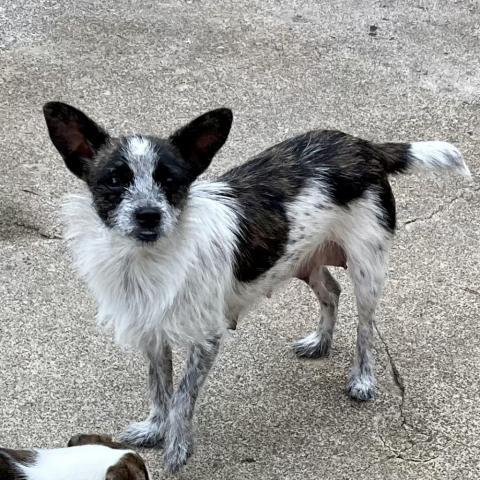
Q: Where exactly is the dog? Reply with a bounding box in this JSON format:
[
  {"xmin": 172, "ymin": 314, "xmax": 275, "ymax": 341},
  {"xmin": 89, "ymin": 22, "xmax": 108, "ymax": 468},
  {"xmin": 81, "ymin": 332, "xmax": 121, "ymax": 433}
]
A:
[
  {"xmin": 43, "ymin": 102, "xmax": 470, "ymax": 472},
  {"xmin": 0, "ymin": 434, "xmax": 149, "ymax": 480}
]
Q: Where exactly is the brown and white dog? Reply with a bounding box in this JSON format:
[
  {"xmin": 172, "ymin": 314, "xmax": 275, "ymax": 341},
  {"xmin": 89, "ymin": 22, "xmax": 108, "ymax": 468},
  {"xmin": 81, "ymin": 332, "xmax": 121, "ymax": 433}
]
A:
[
  {"xmin": 43, "ymin": 102, "xmax": 470, "ymax": 472},
  {"xmin": 0, "ymin": 434, "xmax": 149, "ymax": 480}
]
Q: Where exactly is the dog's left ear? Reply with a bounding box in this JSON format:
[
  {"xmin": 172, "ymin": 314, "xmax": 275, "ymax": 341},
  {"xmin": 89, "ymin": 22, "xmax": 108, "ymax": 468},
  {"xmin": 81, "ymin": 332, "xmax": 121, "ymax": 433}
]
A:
[{"xmin": 170, "ymin": 108, "xmax": 233, "ymax": 178}]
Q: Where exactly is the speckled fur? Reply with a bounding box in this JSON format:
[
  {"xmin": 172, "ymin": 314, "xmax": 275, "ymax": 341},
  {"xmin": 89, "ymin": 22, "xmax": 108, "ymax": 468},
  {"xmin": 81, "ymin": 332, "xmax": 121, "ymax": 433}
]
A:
[{"xmin": 44, "ymin": 102, "xmax": 470, "ymax": 471}]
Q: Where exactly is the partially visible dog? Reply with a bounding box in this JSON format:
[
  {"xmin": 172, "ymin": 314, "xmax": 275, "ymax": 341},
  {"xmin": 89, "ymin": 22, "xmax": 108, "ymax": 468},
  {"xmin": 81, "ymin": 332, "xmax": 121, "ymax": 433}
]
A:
[
  {"xmin": 0, "ymin": 434, "xmax": 149, "ymax": 480},
  {"xmin": 43, "ymin": 102, "xmax": 470, "ymax": 472}
]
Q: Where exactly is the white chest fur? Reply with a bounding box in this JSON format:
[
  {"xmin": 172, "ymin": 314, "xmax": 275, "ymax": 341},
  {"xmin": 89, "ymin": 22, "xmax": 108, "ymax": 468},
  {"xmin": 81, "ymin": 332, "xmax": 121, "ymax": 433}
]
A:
[{"xmin": 63, "ymin": 182, "xmax": 240, "ymax": 349}]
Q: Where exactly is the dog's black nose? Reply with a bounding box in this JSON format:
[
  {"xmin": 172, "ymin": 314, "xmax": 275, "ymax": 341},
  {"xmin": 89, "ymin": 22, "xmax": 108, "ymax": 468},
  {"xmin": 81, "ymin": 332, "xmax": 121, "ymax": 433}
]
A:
[{"xmin": 135, "ymin": 207, "xmax": 161, "ymax": 228}]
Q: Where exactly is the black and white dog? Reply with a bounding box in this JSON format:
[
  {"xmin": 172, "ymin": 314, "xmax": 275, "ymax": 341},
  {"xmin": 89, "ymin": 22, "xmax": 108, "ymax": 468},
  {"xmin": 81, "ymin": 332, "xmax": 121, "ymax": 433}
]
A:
[
  {"xmin": 0, "ymin": 434, "xmax": 149, "ymax": 480},
  {"xmin": 43, "ymin": 102, "xmax": 470, "ymax": 472}
]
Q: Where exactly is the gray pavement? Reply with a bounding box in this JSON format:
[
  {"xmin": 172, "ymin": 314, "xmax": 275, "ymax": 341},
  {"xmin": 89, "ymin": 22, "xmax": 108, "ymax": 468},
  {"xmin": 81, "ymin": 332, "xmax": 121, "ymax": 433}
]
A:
[{"xmin": 1, "ymin": 1, "xmax": 479, "ymax": 478}]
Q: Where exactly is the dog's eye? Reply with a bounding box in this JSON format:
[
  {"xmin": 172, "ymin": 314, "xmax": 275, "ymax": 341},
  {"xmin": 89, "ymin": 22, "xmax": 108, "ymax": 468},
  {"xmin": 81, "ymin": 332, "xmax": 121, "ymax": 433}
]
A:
[
  {"xmin": 103, "ymin": 164, "xmax": 133, "ymax": 190},
  {"xmin": 107, "ymin": 176, "xmax": 120, "ymax": 187},
  {"xmin": 104, "ymin": 175, "xmax": 125, "ymax": 190},
  {"xmin": 153, "ymin": 165, "xmax": 175, "ymax": 187}
]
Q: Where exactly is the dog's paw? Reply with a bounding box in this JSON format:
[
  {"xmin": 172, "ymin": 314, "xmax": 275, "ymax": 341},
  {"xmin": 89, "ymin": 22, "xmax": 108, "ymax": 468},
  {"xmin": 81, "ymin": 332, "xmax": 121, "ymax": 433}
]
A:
[
  {"xmin": 346, "ymin": 375, "xmax": 376, "ymax": 401},
  {"xmin": 293, "ymin": 332, "xmax": 332, "ymax": 358},
  {"xmin": 163, "ymin": 428, "xmax": 194, "ymax": 473},
  {"xmin": 120, "ymin": 420, "xmax": 165, "ymax": 448},
  {"xmin": 68, "ymin": 433, "xmax": 113, "ymax": 447}
]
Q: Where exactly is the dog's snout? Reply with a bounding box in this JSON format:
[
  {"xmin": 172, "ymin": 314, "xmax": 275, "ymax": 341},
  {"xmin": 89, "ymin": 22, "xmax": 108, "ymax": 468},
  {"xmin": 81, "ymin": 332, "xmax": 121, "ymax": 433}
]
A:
[{"xmin": 135, "ymin": 207, "xmax": 161, "ymax": 228}]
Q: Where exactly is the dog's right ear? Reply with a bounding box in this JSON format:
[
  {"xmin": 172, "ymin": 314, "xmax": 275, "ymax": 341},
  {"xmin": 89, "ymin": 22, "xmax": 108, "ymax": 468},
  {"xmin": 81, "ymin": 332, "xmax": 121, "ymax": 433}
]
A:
[{"xmin": 43, "ymin": 102, "xmax": 110, "ymax": 181}]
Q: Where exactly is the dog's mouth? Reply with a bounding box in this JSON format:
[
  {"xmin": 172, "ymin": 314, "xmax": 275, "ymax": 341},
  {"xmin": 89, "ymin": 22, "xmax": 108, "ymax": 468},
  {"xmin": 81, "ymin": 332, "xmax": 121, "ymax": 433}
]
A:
[{"xmin": 136, "ymin": 230, "xmax": 159, "ymax": 243}]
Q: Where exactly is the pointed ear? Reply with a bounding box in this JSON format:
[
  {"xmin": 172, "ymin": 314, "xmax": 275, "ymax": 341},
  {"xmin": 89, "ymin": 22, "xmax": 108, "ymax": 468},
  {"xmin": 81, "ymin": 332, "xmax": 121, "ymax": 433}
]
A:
[
  {"xmin": 43, "ymin": 102, "xmax": 110, "ymax": 181},
  {"xmin": 169, "ymin": 108, "xmax": 233, "ymax": 177}
]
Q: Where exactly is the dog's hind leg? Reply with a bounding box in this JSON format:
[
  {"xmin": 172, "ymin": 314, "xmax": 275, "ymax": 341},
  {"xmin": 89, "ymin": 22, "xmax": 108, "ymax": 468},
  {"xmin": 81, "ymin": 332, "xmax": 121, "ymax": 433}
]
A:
[
  {"xmin": 345, "ymin": 237, "xmax": 390, "ymax": 401},
  {"xmin": 163, "ymin": 336, "xmax": 220, "ymax": 473},
  {"xmin": 293, "ymin": 267, "xmax": 341, "ymax": 358},
  {"xmin": 120, "ymin": 339, "xmax": 173, "ymax": 448}
]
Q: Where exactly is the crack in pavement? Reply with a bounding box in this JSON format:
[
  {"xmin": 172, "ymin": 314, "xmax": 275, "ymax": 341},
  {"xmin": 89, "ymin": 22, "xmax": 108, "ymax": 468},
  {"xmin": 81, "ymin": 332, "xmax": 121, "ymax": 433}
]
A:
[
  {"xmin": 393, "ymin": 453, "xmax": 438, "ymax": 464},
  {"xmin": 374, "ymin": 322, "xmax": 440, "ymax": 450},
  {"xmin": 353, "ymin": 451, "xmax": 438, "ymax": 476},
  {"xmin": 12, "ymin": 221, "xmax": 62, "ymax": 240},
  {"xmin": 373, "ymin": 361, "xmax": 439, "ymax": 464},
  {"xmin": 403, "ymin": 182, "xmax": 479, "ymax": 228},
  {"xmin": 374, "ymin": 321, "xmax": 480, "ymax": 462},
  {"xmin": 21, "ymin": 189, "xmax": 41, "ymax": 197},
  {"xmin": 374, "ymin": 321, "xmax": 407, "ymax": 426},
  {"xmin": 403, "ymin": 190, "xmax": 470, "ymax": 227},
  {"xmin": 376, "ymin": 421, "xmax": 437, "ymax": 464}
]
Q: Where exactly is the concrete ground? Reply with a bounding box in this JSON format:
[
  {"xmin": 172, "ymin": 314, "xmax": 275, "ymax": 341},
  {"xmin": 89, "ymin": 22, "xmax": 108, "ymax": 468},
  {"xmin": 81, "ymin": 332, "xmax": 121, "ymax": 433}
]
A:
[{"xmin": 1, "ymin": 0, "xmax": 479, "ymax": 478}]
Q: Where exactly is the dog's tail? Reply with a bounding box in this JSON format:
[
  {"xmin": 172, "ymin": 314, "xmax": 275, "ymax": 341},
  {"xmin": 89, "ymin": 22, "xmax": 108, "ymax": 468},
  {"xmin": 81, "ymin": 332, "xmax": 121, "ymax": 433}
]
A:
[{"xmin": 374, "ymin": 141, "xmax": 470, "ymax": 177}]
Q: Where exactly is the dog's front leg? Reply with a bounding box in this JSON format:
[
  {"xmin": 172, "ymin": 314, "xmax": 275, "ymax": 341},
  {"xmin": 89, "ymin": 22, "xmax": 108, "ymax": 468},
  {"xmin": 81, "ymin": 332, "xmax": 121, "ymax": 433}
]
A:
[
  {"xmin": 163, "ymin": 336, "xmax": 220, "ymax": 473},
  {"xmin": 121, "ymin": 339, "xmax": 173, "ymax": 448}
]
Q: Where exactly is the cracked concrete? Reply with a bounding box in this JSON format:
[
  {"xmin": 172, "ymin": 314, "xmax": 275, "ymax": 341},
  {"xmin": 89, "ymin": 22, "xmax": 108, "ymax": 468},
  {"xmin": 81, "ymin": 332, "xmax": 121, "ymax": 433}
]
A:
[
  {"xmin": 1, "ymin": 1, "xmax": 479, "ymax": 479},
  {"xmin": 10, "ymin": 221, "xmax": 62, "ymax": 240},
  {"xmin": 403, "ymin": 185, "xmax": 479, "ymax": 229},
  {"xmin": 374, "ymin": 322, "xmax": 407, "ymax": 425}
]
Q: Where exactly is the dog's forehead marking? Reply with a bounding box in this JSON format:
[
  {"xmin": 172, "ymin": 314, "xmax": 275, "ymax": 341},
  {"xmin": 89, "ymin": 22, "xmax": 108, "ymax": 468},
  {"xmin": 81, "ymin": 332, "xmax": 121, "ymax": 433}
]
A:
[
  {"xmin": 122, "ymin": 136, "xmax": 157, "ymax": 177},
  {"xmin": 128, "ymin": 136, "xmax": 152, "ymax": 157}
]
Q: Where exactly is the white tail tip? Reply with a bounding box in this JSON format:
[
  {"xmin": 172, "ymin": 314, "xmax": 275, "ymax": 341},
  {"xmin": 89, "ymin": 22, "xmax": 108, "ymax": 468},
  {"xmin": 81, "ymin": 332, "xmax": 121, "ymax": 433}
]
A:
[{"xmin": 409, "ymin": 141, "xmax": 471, "ymax": 177}]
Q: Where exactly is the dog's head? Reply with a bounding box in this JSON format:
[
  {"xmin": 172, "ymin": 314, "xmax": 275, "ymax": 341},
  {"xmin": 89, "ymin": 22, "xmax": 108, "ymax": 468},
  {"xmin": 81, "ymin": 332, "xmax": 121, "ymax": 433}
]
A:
[
  {"xmin": 67, "ymin": 434, "xmax": 150, "ymax": 480},
  {"xmin": 43, "ymin": 102, "xmax": 233, "ymax": 243}
]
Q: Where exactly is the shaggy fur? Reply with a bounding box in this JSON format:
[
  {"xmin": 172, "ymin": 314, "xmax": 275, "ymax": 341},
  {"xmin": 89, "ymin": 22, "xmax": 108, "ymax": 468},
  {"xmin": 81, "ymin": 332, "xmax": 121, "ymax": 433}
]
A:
[{"xmin": 43, "ymin": 102, "xmax": 470, "ymax": 472}]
